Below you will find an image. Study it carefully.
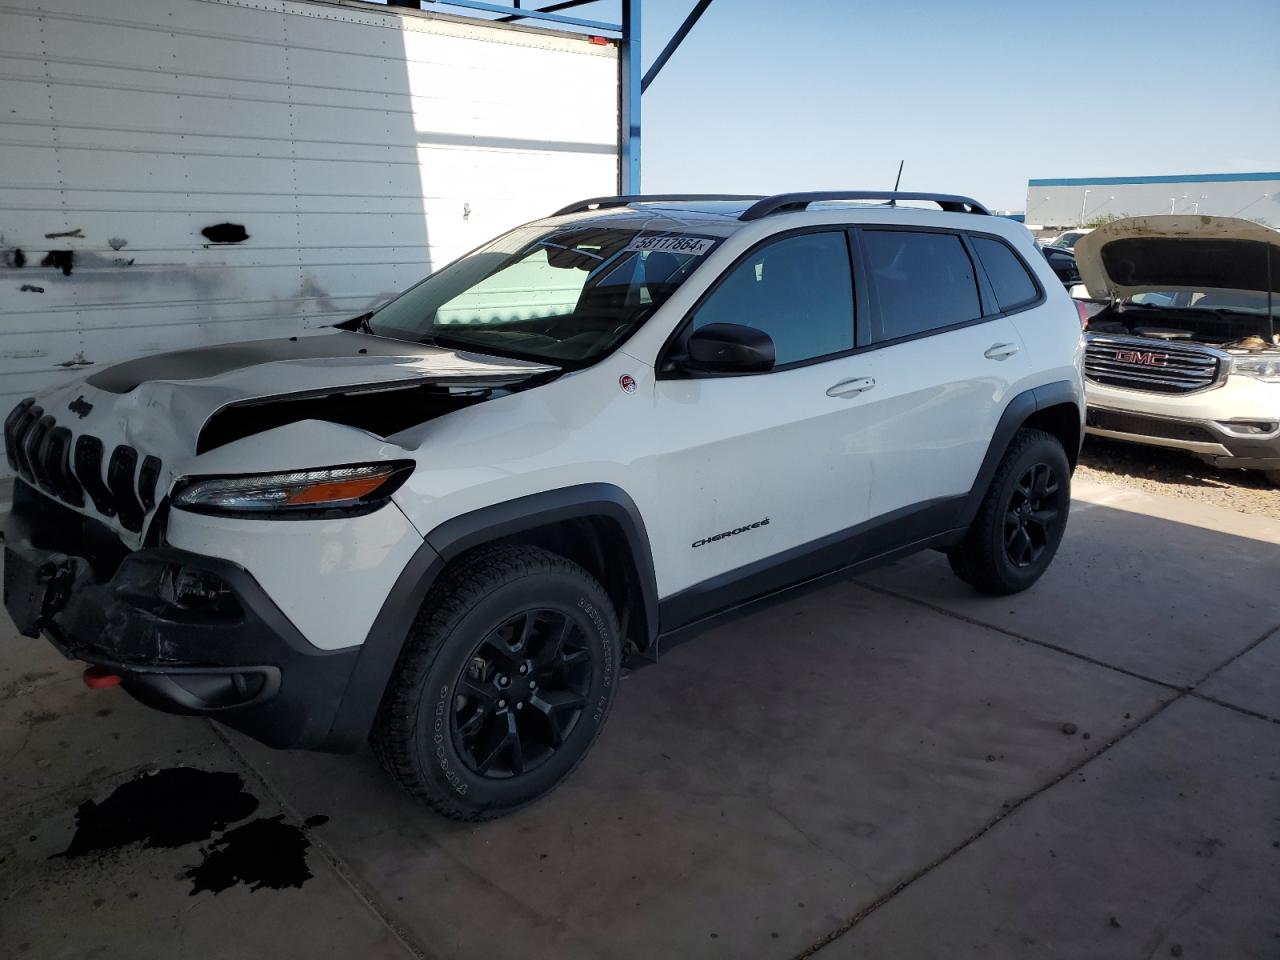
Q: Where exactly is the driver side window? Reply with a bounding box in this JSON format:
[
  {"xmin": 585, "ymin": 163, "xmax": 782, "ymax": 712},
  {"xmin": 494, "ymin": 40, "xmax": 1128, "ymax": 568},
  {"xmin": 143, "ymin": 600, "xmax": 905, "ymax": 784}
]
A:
[{"xmin": 690, "ymin": 231, "xmax": 855, "ymax": 366}]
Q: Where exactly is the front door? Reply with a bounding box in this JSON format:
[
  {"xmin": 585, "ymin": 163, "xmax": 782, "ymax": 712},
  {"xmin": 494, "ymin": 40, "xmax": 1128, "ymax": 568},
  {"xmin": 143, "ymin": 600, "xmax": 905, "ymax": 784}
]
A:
[{"xmin": 642, "ymin": 229, "xmax": 880, "ymax": 615}]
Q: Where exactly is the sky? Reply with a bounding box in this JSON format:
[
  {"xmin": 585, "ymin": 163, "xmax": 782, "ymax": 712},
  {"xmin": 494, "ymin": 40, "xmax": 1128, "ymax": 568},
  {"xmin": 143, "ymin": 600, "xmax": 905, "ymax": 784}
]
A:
[{"xmin": 636, "ymin": 0, "xmax": 1280, "ymax": 211}]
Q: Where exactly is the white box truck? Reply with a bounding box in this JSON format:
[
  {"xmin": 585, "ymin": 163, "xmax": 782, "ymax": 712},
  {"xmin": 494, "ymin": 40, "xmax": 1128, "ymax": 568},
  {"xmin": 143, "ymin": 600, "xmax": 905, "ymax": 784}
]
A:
[{"xmin": 0, "ymin": 0, "xmax": 621, "ymax": 475}]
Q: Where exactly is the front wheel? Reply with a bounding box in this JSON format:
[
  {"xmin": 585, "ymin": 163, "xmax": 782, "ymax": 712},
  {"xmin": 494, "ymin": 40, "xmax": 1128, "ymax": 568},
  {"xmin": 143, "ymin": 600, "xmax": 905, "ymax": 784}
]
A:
[
  {"xmin": 372, "ymin": 545, "xmax": 621, "ymax": 821},
  {"xmin": 947, "ymin": 428, "xmax": 1072, "ymax": 595}
]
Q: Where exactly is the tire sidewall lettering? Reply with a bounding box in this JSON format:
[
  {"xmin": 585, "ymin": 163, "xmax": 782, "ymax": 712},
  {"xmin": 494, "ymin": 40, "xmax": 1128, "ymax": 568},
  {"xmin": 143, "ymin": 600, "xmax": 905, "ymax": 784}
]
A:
[{"xmin": 432, "ymin": 682, "xmax": 469, "ymax": 796}]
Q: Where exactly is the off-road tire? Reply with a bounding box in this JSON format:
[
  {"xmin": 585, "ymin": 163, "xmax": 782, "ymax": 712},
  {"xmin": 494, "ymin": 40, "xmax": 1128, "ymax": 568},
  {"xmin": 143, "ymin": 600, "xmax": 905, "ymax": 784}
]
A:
[
  {"xmin": 371, "ymin": 544, "xmax": 621, "ymax": 821},
  {"xmin": 947, "ymin": 428, "xmax": 1071, "ymax": 595}
]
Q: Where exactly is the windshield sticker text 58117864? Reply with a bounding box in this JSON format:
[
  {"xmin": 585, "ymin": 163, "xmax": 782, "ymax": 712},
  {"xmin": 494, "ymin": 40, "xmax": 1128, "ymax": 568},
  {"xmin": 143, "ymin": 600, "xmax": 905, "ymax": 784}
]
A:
[{"xmin": 626, "ymin": 235, "xmax": 716, "ymax": 256}]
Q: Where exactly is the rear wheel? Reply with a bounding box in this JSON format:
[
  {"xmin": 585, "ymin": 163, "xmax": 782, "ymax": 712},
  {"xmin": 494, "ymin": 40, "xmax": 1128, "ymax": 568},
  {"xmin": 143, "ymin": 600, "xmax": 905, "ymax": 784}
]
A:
[
  {"xmin": 372, "ymin": 544, "xmax": 621, "ymax": 821},
  {"xmin": 947, "ymin": 428, "xmax": 1071, "ymax": 595}
]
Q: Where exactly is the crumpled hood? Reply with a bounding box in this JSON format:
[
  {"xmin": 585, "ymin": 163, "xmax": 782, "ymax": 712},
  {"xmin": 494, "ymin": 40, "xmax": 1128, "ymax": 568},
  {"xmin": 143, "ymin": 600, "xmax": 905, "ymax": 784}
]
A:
[
  {"xmin": 6, "ymin": 331, "xmax": 556, "ymax": 546},
  {"xmin": 1075, "ymin": 215, "xmax": 1280, "ymax": 300}
]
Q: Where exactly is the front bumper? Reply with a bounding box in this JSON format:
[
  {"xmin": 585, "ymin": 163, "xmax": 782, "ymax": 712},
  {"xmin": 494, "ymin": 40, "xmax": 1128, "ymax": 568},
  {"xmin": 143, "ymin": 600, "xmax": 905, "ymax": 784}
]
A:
[
  {"xmin": 1085, "ymin": 406, "xmax": 1280, "ymax": 471},
  {"xmin": 2, "ymin": 483, "xmax": 360, "ymax": 750}
]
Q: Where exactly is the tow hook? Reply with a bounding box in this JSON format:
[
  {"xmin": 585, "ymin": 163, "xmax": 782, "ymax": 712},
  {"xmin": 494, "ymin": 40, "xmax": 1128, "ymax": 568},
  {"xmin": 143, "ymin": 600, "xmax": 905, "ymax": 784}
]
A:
[{"xmin": 83, "ymin": 666, "xmax": 122, "ymax": 689}]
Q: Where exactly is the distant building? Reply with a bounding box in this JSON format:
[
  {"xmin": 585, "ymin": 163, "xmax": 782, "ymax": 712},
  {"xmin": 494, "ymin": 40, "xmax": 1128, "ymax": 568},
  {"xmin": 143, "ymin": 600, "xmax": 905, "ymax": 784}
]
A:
[{"xmin": 1024, "ymin": 172, "xmax": 1280, "ymax": 229}]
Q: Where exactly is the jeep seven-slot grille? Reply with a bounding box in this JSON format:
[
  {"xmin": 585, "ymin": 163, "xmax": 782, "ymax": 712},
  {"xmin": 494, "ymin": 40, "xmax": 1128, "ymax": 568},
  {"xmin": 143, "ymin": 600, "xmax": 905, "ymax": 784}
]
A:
[
  {"xmin": 1084, "ymin": 336, "xmax": 1222, "ymax": 395},
  {"xmin": 3, "ymin": 397, "xmax": 158, "ymax": 532}
]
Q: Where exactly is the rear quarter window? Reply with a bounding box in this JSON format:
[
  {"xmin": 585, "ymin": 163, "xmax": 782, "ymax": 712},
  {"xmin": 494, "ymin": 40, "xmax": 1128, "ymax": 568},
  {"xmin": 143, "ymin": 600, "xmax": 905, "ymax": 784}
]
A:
[
  {"xmin": 862, "ymin": 230, "xmax": 981, "ymax": 342},
  {"xmin": 971, "ymin": 236, "xmax": 1040, "ymax": 312}
]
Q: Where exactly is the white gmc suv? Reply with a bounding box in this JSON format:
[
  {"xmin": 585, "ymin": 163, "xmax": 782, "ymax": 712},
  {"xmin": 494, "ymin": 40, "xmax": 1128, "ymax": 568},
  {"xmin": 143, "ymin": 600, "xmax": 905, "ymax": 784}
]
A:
[
  {"xmin": 3, "ymin": 192, "xmax": 1084, "ymax": 819},
  {"xmin": 1074, "ymin": 215, "xmax": 1280, "ymax": 485}
]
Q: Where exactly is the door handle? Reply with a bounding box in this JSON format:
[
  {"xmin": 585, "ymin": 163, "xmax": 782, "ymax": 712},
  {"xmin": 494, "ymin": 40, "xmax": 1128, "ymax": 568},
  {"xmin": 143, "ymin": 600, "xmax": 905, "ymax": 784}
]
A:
[
  {"xmin": 984, "ymin": 342, "xmax": 1020, "ymax": 361},
  {"xmin": 826, "ymin": 376, "xmax": 876, "ymax": 398}
]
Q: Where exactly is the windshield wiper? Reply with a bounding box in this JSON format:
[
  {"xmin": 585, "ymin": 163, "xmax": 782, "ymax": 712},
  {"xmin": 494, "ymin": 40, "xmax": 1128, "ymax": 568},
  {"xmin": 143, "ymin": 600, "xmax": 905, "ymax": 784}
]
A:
[{"xmin": 334, "ymin": 310, "xmax": 374, "ymax": 333}]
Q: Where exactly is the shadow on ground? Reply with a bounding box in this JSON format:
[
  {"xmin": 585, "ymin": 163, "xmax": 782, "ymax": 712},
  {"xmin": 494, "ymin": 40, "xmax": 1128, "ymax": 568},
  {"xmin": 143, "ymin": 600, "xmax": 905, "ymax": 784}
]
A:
[{"xmin": 1, "ymin": 496, "xmax": 1277, "ymax": 959}]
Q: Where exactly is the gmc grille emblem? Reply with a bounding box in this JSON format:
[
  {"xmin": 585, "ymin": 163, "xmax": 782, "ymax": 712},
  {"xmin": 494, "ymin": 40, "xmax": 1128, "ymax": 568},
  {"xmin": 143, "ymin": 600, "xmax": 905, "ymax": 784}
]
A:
[{"xmin": 1114, "ymin": 349, "xmax": 1167, "ymax": 367}]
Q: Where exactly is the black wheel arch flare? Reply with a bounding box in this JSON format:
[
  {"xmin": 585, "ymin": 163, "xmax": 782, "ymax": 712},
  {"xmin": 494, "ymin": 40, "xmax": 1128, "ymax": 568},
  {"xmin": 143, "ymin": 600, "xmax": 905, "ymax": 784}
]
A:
[{"xmin": 325, "ymin": 483, "xmax": 658, "ymax": 751}]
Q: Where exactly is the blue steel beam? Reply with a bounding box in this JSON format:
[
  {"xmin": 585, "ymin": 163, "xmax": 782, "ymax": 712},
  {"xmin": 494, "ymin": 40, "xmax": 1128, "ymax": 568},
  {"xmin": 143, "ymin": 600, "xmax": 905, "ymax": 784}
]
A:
[
  {"xmin": 497, "ymin": 1, "xmax": 601, "ymax": 23},
  {"xmin": 619, "ymin": 0, "xmax": 640, "ymax": 192},
  {"xmin": 641, "ymin": 0, "xmax": 712, "ymax": 93},
  {"xmin": 423, "ymin": 0, "xmax": 620, "ymax": 31}
]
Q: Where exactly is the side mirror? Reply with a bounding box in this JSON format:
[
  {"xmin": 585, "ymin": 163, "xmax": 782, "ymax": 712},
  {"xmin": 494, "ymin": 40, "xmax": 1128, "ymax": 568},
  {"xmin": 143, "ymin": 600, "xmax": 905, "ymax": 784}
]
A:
[{"xmin": 683, "ymin": 323, "xmax": 775, "ymax": 374}]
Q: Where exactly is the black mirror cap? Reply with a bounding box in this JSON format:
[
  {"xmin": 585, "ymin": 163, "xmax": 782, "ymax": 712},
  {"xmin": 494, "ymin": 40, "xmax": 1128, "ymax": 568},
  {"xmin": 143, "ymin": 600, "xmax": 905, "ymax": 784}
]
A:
[{"xmin": 684, "ymin": 323, "xmax": 775, "ymax": 374}]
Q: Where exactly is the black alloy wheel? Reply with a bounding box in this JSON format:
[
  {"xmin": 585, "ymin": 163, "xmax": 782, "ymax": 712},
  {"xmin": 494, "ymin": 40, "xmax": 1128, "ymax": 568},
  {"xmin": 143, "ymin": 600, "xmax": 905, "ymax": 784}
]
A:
[
  {"xmin": 946, "ymin": 427, "xmax": 1072, "ymax": 596},
  {"xmin": 1004, "ymin": 462, "xmax": 1063, "ymax": 568},
  {"xmin": 451, "ymin": 609, "xmax": 592, "ymax": 779},
  {"xmin": 372, "ymin": 544, "xmax": 621, "ymax": 821}
]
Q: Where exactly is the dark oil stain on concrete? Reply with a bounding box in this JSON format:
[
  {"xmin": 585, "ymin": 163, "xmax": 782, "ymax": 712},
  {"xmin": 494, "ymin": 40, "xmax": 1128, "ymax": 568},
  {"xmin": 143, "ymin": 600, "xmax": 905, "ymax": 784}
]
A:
[
  {"xmin": 56, "ymin": 768, "xmax": 259, "ymax": 859},
  {"xmin": 19, "ymin": 284, "xmax": 44, "ymax": 293},
  {"xmin": 201, "ymin": 222, "xmax": 249, "ymax": 244},
  {"xmin": 44, "ymin": 227, "xmax": 83, "ymax": 239},
  {"xmin": 41, "ymin": 250, "xmax": 74, "ymax": 276},
  {"xmin": 3, "ymin": 247, "xmax": 27, "ymax": 268},
  {"xmin": 186, "ymin": 814, "xmax": 317, "ymax": 895}
]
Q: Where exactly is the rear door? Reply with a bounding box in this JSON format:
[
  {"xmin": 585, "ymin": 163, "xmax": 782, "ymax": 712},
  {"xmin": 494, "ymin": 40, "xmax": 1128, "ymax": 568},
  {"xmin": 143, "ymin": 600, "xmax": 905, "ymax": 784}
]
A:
[{"xmin": 852, "ymin": 227, "xmax": 1037, "ymax": 522}]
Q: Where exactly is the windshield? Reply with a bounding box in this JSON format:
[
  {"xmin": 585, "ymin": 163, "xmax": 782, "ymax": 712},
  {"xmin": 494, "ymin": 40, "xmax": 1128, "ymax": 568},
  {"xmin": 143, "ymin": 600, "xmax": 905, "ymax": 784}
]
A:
[
  {"xmin": 1049, "ymin": 232, "xmax": 1086, "ymax": 249},
  {"xmin": 368, "ymin": 224, "xmax": 721, "ymax": 365},
  {"xmin": 1129, "ymin": 289, "xmax": 1276, "ymax": 314}
]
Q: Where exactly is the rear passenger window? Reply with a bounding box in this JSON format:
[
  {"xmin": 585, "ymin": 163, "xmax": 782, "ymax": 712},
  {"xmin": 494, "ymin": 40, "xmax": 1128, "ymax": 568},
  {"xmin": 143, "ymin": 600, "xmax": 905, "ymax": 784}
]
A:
[
  {"xmin": 862, "ymin": 230, "xmax": 981, "ymax": 342},
  {"xmin": 971, "ymin": 236, "xmax": 1040, "ymax": 312},
  {"xmin": 691, "ymin": 231, "xmax": 854, "ymax": 366}
]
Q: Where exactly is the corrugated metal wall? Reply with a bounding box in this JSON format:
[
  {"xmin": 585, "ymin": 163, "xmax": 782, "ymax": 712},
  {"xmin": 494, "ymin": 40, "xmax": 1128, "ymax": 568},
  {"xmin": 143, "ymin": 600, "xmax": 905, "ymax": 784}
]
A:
[{"xmin": 0, "ymin": 0, "xmax": 619, "ymax": 453}]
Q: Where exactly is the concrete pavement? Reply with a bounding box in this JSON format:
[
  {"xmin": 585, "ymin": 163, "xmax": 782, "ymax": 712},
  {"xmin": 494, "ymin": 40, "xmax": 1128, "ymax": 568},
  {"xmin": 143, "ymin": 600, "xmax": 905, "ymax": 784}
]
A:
[{"xmin": 1, "ymin": 478, "xmax": 1277, "ymax": 959}]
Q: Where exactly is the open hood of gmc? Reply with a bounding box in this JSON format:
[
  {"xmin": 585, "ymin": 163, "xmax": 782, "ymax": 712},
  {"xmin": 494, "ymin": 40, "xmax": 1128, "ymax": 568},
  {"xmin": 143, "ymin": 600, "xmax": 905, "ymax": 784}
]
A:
[{"xmin": 1074, "ymin": 215, "xmax": 1280, "ymax": 301}]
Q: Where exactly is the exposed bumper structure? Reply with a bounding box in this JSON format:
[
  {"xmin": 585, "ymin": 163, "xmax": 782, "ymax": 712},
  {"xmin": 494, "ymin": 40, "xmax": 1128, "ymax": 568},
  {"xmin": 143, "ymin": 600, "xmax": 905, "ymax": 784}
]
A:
[{"xmin": 2, "ymin": 482, "xmax": 363, "ymax": 750}]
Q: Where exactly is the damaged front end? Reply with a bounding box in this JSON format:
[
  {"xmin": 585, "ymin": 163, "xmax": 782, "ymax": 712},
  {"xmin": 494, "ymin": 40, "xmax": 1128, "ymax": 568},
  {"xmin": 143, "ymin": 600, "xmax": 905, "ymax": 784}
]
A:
[
  {"xmin": 3, "ymin": 330, "xmax": 558, "ymax": 547},
  {"xmin": 2, "ymin": 480, "xmax": 359, "ymax": 748},
  {"xmin": 2, "ymin": 330, "xmax": 559, "ymax": 747}
]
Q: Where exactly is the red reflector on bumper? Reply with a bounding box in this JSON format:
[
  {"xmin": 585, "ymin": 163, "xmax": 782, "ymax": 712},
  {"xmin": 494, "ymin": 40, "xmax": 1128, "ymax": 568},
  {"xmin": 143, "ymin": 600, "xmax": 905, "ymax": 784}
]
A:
[{"xmin": 84, "ymin": 666, "xmax": 122, "ymax": 689}]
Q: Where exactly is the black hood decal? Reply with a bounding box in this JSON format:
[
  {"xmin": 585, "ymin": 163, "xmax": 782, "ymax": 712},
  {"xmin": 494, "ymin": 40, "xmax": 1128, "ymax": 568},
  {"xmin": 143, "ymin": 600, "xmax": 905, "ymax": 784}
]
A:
[{"xmin": 87, "ymin": 332, "xmax": 461, "ymax": 394}]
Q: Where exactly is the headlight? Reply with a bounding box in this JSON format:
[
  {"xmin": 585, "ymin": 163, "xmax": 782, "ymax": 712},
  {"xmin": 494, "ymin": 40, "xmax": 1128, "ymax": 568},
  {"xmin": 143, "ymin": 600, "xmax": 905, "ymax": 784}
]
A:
[
  {"xmin": 1231, "ymin": 356, "xmax": 1280, "ymax": 382},
  {"xmin": 172, "ymin": 462, "xmax": 412, "ymax": 516}
]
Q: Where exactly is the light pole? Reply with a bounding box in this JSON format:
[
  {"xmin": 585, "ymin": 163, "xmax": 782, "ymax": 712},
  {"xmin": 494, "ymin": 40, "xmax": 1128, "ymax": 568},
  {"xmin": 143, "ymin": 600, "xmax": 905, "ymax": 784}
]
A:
[
  {"xmin": 1169, "ymin": 197, "xmax": 1177, "ymax": 214},
  {"xmin": 1079, "ymin": 189, "xmax": 1091, "ymax": 226}
]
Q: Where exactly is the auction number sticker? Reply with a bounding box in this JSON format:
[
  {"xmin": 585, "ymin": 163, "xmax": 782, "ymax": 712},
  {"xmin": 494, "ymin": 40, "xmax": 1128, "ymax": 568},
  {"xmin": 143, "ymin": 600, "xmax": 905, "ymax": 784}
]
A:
[{"xmin": 626, "ymin": 235, "xmax": 716, "ymax": 256}]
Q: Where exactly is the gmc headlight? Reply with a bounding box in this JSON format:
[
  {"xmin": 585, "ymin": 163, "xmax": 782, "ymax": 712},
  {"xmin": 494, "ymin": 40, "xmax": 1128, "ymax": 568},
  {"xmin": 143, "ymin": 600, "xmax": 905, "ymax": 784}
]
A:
[
  {"xmin": 172, "ymin": 462, "xmax": 412, "ymax": 516},
  {"xmin": 1231, "ymin": 356, "xmax": 1280, "ymax": 382}
]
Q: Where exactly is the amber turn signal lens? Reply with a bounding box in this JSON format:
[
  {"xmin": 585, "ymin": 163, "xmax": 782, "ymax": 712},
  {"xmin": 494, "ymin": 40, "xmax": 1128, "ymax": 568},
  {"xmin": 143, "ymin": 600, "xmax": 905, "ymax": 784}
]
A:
[{"xmin": 285, "ymin": 471, "xmax": 394, "ymax": 505}]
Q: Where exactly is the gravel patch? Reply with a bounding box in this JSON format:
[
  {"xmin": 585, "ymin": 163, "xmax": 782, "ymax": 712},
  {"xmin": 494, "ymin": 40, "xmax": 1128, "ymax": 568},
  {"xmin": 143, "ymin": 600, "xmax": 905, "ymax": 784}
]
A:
[{"xmin": 1077, "ymin": 435, "xmax": 1280, "ymax": 520}]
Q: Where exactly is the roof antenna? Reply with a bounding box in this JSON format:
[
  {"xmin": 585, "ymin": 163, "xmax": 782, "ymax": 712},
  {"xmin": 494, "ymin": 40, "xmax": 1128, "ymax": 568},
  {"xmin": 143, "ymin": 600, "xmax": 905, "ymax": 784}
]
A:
[{"xmin": 889, "ymin": 160, "xmax": 904, "ymax": 206}]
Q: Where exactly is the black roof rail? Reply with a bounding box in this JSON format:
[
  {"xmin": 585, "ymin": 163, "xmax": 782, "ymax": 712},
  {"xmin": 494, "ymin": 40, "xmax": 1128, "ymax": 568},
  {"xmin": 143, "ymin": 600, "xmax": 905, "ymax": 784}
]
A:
[
  {"xmin": 551, "ymin": 194, "xmax": 764, "ymax": 217},
  {"xmin": 739, "ymin": 191, "xmax": 991, "ymax": 221}
]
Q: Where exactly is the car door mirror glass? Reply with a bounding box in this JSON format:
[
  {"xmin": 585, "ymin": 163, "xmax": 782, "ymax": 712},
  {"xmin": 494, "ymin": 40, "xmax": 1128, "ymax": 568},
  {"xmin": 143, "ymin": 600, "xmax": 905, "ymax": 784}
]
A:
[{"xmin": 682, "ymin": 323, "xmax": 775, "ymax": 374}]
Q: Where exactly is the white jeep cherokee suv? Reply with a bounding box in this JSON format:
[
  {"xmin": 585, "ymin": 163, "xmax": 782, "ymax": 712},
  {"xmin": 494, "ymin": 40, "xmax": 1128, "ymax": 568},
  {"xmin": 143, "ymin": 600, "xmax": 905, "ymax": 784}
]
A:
[
  {"xmin": 3, "ymin": 192, "xmax": 1083, "ymax": 819},
  {"xmin": 1074, "ymin": 215, "xmax": 1280, "ymax": 485}
]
